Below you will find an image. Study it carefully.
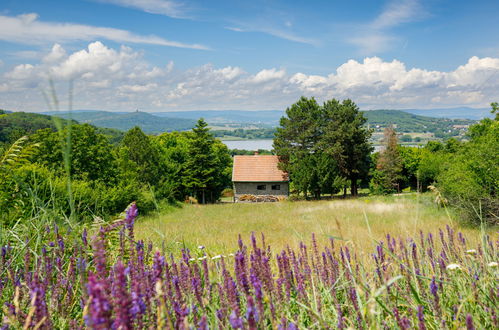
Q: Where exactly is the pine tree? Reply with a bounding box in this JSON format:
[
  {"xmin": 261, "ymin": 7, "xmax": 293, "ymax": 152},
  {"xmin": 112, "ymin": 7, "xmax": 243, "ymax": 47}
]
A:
[{"xmin": 183, "ymin": 118, "xmax": 218, "ymax": 204}]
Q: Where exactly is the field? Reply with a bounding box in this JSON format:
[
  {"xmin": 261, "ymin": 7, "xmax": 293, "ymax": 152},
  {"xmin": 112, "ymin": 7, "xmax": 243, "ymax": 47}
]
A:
[{"xmin": 135, "ymin": 194, "xmax": 488, "ymax": 257}]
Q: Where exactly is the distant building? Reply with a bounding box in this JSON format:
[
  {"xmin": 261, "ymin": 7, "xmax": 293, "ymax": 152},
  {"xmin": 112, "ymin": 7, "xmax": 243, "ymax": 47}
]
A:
[{"xmin": 232, "ymin": 155, "xmax": 289, "ymax": 201}]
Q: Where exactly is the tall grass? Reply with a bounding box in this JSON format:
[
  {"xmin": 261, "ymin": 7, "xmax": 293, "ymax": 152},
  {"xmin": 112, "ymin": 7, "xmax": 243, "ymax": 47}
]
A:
[
  {"xmin": 135, "ymin": 194, "xmax": 491, "ymax": 258},
  {"xmin": 0, "ymin": 203, "xmax": 497, "ymax": 328}
]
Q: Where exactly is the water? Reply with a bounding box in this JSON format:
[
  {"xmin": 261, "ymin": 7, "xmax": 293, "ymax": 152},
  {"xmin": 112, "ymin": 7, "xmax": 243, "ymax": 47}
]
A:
[
  {"xmin": 222, "ymin": 139, "xmax": 274, "ymax": 151},
  {"xmin": 221, "ymin": 140, "xmax": 419, "ymax": 152}
]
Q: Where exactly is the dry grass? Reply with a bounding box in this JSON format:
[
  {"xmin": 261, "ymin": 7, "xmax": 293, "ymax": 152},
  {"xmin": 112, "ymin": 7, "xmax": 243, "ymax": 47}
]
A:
[{"xmin": 136, "ymin": 194, "xmax": 491, "ymax": 260}]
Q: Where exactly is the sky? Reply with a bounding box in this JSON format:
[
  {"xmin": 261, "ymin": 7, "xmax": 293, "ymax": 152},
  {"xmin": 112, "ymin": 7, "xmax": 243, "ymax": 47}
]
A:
[{"xmin": 0, "ymin": 0, "xmax": 498, "ymax": 112}]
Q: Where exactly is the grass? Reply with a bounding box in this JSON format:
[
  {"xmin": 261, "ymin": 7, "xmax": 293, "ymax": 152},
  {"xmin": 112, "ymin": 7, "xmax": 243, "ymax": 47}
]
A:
[{"xmin": 136, "ymin": 193, "xmax": 491, "ymax": 259}]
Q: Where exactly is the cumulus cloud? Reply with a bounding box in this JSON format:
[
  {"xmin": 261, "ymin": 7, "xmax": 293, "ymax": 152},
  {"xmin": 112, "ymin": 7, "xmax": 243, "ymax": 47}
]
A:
[
  {"xmin": 0, "ymin": 13, "xmax": 209, "ymax": 49},
  {"xmin": 0, "ymin": 42, "xmax": 498, "ymax": 111}
]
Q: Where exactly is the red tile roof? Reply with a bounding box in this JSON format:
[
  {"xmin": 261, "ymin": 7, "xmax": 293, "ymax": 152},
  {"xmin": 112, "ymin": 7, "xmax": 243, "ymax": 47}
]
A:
[{"xmin": 232, "ymin": 155, "xmax": 289, "ymax": 182}]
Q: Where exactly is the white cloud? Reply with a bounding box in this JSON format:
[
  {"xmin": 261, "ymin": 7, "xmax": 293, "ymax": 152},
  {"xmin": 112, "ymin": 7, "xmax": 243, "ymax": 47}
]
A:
[
  {"xmin": 43, "ymin": 44, "xmax": 67, "ymax": 63},
  {"xmin": 1, "ymin": 42, "xmax": 498, "ymax": 111},
  {"xmin": 96, "ymin": 0, "xmax": 188, "ymax": 18},
  {"xmin": 0, "ymin": 13, "xmax": 209, "ymax": 49},
  {"xmin": 251, "ymin": 68, "xmax": 286, "ymax": 83}
]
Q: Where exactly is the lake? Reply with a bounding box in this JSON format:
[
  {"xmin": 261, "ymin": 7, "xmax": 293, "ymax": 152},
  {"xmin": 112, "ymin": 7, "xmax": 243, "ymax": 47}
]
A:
[
  {"xmin": 222, "ymin": 139, "xmax": 274, "ymax": 150},
  {"xmin": 222, "ymin": 140, "xmax": 416, "ymax": 152}
]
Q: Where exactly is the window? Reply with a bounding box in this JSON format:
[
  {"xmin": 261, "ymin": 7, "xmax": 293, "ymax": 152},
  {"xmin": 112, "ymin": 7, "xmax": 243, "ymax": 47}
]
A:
[
  {"xmin": 257, "ymin": 184, "xmax": 266, "ymax": 190},
  {"xmin": 271, "ymin": 184, "xmax": 281, "ymax": 190}
]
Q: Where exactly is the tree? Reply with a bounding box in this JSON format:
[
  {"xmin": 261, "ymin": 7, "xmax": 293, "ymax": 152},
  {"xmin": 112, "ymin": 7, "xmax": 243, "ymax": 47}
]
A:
[
  {"xmin": 273, "ymin": 97, "xmax": 337, "ymax": 198},
  {"xmin": 370, "ymin": 126, "xmax": 403, "ymax": 194},
  {"xmin": 274, "ymin": 97, "xmax": 370, "ymax": 198},
  {"xmin": 31, "ymin": 124, "xmax": 116, "ymax": 183},
  {"xmin": 183, "ymin": 119, "xmax": 231, "ymax": 204},
  {"xmin": 320, "ymin": 99, "xmax": 373, "ymax": 196},
  {"xmin": 118, "ymin": 126, "xmax": 161, "ymax": 186},
  {"xmin": 437, "ymin": 104, "xmax": 498, "ymax": 225}
]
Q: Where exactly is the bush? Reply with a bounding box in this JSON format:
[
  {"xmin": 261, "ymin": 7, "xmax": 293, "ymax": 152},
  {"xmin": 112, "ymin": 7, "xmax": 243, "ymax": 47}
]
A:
[{"xmin": 438, "ymin": 120, "xmax": 498, "ymax": 225}]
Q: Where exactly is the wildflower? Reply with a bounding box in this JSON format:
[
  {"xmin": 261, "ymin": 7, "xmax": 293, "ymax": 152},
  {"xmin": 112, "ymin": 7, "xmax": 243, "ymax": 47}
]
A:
[
  {"xmin": 211, "ymin": 255, "xmax": 223, "ymax": 260},
  {"xmin": 466, "ymin": 314, "xmax": 475, "ymax": 330},
  {"xmin": 430, "ymin": 277, "xmax": 438, "ymax": 297},
  {"xmin": 417, "ymin": 305, "xmax": 426, "ymax": 330},
  {"xmin": 465, "ymin": 249, "xmax": 477, "ymax": 255},
  {"xmin": 488, "ymin": 261, "xmax": 498, "ymax": 268},
  {"xmin": 198, "ymin": 245, "xmax": 205, "ymax": 250},
  {"xmin": 446, "ymin": 263, "xmax": 461, "ymax": 271},
  {"xmin": 197, "ymin": 256, "xmax": 207, "ymax": 261},
  {"xmin": 229, "ymin": 311, "xmax": 243, "ymax": 328}
]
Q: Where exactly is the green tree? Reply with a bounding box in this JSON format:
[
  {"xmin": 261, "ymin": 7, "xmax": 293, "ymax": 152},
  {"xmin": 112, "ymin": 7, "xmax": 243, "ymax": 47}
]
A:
[
  {"xmin": 118, "ymin": 126, "xmax": 161, "ymax": 186},
  {"xmin": 438, "ymin": 105, "xmax": 498, "ymax": 225},
  {"xmin": 370, "ymin": 126, "xmax": 403, "ymax": 194},
  {"xmin": 273, "ymin": 97, "xmax": 333, "ymax": 198},
  {"xmin": 31, "ymin": 124, "xmax": 116, "ymax": 182},
  {"xmin": 183, "ymin": 119, "xmax": 231, "ymax": 204},
  {"xmin": 320, "ymin": 99, "xmax": 372, "ymax": 196}
]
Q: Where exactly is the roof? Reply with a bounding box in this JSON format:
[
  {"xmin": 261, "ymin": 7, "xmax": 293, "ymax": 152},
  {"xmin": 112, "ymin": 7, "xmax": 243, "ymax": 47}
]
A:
[{"xmin": 232, "ymin": 155, "xmax": 289, "ymax": 182}]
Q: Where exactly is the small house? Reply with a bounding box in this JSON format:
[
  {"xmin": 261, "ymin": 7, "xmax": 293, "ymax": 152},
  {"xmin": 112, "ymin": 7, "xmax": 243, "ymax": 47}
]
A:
[{"xmin": 232, "ymin": 155, "xmax": 289, "ymax": 201}]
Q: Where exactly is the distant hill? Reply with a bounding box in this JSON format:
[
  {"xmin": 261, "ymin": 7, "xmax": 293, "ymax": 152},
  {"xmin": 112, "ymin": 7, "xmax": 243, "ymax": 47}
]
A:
[
  {"xmin": 0, "ymin": 112, "xmax": 74, "ymax": 144},
  {"xmin": 154, "ymin": 110, "xmax": 284, "ymax": 126},
  {"xmin": 362, "ymin": 110, "xmax": 475, "ymax": 133},
  {"xmin": 401, "ymin": 107, "xmax": 492, "ymax": 120},
  {"xmin": 48, "ymin": 110, "xmax": 196, "ymax": 134},
  {"xmin": 0, "ymin": 111, "xmax": 124, "ymax": 145}
]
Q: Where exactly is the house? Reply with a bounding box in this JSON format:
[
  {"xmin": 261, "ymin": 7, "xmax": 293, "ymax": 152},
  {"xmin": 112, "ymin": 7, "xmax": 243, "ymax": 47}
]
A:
[{"xmin": 232, "ymin": 155, "xmax": 289, "ymax": 201}]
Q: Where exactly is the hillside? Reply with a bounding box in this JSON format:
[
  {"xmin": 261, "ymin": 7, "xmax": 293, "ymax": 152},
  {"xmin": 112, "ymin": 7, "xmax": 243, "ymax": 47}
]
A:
[
  {"xmin": 363, "ymin": 110, "xmax": 476, "ymax": 135},
  {"xmin": 402, "ymin": 107, "xmax": 492, "ymax": 120},
  {"xmin": 0, "ymin": 111, "xmax": 75, "ymax": 144},
  {"xmin": 49, "ymin": 110, "xmax": 196, "ymax": 134},
  {"xmin": 154, "ymin": 110, "xmax": 284, "ymax": 126},
  {"xmin": 0, "ymin": 111, "xmax": 124, "ymax": 146},
  {"xmin": 37, "ymin": 109, "xmax": 479, "ymax": 140}
]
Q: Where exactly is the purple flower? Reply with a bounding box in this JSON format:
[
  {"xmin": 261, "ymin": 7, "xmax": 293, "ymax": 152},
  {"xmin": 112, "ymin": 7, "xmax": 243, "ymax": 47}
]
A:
[
  {"xmin": 85, "ymin": 273, "xmax": 112, "ymax": 329},
  {"xmin": 417, "ymin": 305, "xmax": 426, "ymax": 330},
  {"xmin": 229, "ymin": 311, "xmax": 244, "ymax": 329},
  {"xmin": 246, "ymin": 296, "xmax": 259, "ymax": 329},
  {"xmin": 125, "ymin": 203, "xmax": 138, "ymax": 230},
  {"xmin": 430, "ymin": 277, "xmax": 438, "ymax": 297},
  {"xmin": 111, "ymin": 261, "xmax": 132, "ymax": 330},
  {"xmin": 466, "ymin": 314, "xmax": 475, "ymax": 330}
]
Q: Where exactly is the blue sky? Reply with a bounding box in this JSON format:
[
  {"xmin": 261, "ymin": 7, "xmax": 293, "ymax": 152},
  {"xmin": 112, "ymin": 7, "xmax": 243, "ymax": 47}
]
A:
[{"xmin": 0, "ymin": 0, "xmax": 498, "ymax": 111}]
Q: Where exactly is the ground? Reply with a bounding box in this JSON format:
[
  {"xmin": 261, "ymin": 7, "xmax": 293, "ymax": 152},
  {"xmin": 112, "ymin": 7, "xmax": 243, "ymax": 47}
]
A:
[{"xmin": 135, "ymin": 194, "xmax": 492, "ymax": 260}]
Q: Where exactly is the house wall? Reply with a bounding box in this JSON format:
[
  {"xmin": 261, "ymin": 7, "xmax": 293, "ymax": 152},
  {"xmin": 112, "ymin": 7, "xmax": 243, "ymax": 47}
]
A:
[{"xmin": 233, "ymin": 182, "xmax": 289, "ymax": 197}]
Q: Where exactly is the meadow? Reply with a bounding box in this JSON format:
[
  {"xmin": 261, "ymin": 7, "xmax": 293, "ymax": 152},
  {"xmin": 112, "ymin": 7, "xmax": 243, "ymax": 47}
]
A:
[
  {"xmin": 1, "ymin": 198, "xmax": 497, "ymax": 329},
  {"xmin": 135, "ymin": 194, "xmax": 487, "ymax": 258}
]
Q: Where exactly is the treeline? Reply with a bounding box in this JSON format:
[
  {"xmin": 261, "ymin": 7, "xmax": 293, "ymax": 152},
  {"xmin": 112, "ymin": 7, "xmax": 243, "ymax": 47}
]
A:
[
  {"xmin": 0, "ymin": 119, "xmax": 231, "ymax": 225},
  {"xmin": 275, "ymin": 98, "xmax": 498, "ymax": 225},
  {"xmin": 371, "ymin": 106, "xmax": 498, "ymax": 225}
]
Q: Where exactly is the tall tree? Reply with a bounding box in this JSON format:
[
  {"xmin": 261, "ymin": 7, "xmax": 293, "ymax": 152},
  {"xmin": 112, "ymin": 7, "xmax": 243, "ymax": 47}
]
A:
[
  {"xmin": 371, "ymin": 126, "xmax": 403, "ymax": 193},
  {"xmin": 320, "ymin": 99, "xmax": 373, "ymax": 196},
  {"xmin": 119, "ymin": 126, "xmax": 161, "ymax": 186},
  {"xmin": 183, "ymin": 119, "xmax": 230, "ymax": 204},
  {"xmin": 273, "ymin": 97, "xmax": 335, "ymax": 198}
]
